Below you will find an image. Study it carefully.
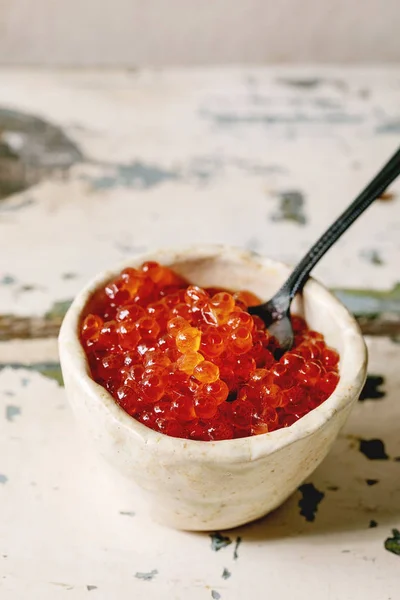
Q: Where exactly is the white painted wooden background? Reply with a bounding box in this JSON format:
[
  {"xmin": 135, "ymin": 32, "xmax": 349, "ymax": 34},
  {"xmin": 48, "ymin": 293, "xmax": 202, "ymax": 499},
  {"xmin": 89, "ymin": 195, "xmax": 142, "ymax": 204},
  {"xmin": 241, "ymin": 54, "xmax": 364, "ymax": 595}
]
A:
[{"xmin": 0, "ymin": 67, "xmax": 400, "ymax": 599}]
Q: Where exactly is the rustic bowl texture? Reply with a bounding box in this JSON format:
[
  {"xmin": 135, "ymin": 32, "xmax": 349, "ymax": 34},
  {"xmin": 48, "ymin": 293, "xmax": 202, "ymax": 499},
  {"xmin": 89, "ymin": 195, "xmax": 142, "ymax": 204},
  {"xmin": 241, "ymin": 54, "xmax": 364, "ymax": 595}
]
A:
[{"xmin": 59, "ymin": 246, "xmax": 368, "ymax": 531}]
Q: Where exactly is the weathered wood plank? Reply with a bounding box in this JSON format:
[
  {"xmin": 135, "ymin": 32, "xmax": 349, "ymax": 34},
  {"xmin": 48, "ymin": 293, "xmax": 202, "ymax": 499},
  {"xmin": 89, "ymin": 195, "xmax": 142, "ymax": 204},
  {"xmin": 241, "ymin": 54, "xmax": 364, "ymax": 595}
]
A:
[{"xmin": 1, "ymin": 294, "xmax": 400, "ymax": 340}]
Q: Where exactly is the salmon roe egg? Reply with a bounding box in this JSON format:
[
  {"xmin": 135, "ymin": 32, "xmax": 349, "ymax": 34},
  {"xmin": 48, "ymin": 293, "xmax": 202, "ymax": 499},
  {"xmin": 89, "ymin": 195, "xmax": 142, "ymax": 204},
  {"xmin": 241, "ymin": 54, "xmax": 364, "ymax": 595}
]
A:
[
  {"xmin": 175, "ymin": 327, "xmax": 202, "ymax": 353},
  {"xmin": 176, "ymin": 351, "xmax": 204, "ymax": 375},
  {"xmin": 193, "ymin": 360, "xmax": 220, "ymax": 383},
  {"xmin": 80, "ymin": 261, "xmax": 340, "ymax": 441}
]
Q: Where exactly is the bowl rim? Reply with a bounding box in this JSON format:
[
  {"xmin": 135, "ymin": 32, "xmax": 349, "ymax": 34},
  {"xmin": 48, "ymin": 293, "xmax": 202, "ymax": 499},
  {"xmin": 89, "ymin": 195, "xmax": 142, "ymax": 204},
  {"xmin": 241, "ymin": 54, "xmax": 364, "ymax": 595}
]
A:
[{"xmin": 58, "ymin": 245, "xmax": 368, "ymax": 464}]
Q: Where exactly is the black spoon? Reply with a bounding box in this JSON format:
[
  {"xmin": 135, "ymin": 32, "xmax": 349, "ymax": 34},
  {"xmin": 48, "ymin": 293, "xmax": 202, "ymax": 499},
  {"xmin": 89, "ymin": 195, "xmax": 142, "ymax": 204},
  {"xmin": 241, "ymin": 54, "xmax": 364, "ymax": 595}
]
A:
[{"xmin": 248, "ymin": 146, "xmax": 400, "ymax": 352}]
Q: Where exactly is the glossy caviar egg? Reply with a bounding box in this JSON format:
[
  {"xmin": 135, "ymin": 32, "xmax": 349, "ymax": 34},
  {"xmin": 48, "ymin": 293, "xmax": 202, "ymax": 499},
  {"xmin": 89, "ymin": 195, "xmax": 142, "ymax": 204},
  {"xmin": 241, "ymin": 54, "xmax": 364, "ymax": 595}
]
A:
[{"xmin": 80, "ymin": 261, "xmax": 340, "ymax": 441}]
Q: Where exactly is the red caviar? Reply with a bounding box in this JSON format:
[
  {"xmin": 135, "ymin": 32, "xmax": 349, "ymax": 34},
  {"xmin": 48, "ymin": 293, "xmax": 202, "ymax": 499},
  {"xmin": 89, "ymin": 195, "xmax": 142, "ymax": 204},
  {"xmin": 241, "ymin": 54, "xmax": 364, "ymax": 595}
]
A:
[{"xmin": 80, "ymin": 262, "xmax": 340, "ymax": 441}]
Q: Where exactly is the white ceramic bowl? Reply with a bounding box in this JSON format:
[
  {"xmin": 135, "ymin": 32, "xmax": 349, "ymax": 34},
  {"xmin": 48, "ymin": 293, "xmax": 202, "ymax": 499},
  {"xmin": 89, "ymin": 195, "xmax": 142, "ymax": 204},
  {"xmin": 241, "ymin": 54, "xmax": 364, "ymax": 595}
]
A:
[{"xmin": 59, "ymin": 246, "xmax": 368, "ymax": 531}]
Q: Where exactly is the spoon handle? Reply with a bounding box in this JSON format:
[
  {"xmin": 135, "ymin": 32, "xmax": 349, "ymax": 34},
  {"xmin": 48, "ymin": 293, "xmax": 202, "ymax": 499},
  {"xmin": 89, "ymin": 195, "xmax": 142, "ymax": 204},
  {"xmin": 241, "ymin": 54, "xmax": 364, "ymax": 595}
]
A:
[{"xmin": 281, "ymin": 146, "xmax": 400, "ymax": 300}]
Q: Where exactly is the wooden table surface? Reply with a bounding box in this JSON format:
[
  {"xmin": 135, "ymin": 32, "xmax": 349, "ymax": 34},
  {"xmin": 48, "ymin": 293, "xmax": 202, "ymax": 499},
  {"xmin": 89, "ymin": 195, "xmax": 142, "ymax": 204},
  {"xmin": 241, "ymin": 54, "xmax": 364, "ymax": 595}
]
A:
[{"xmin": 0, "ymin": 67, "xmax": 399, "ymax": 599}]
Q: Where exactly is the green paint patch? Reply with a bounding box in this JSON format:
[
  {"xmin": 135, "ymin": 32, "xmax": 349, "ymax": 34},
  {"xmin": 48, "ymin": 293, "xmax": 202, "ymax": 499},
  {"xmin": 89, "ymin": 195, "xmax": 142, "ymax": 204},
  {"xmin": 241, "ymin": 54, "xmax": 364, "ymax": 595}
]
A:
[
  {"xmin": 0, "ymin": 274, "xmax": 16, "ymax": 285},
  {"xmin": 270, "ymin": 190, "xmax": 307, "ymax": 225},
  {"xmin": 5, "ymin": 405, "xmax": 21, "ymax": 421},
  {"xmin": 0, "ymin": 362, "xmax": 63, "ymax": 386},
  {"xmin": 210, "ymin": 532, "xmax": 232, "ymax": 552},
  {"xmin": 335, "ymin": 283, "xmax": 400, "ymax": 298},
  {"xmin": 86, "ymin": 161, "xmax": 180, "ymax": 191},
  {"xmin": 384, "ymin": 529, "xmax": 400, "ymax": 556},
  {"xmin": 360, "ymin": 249, "xmax": 384, "ymax": 266},
  {"xmin": 200, "ymin": 108, "xmax": 361, "ymax": 127},
  {"xmin": 0, "ymin": 107, "xmax": 83, "ymax": 201},
  {"xmin": 233, "ymin": 536, "xmax": 242, "ymax": 560},
  {"xmin": 45, "ymin": 299, "xmax": 73, "ymax": 320},
  {"xmin": 376, "ymin": 120, "xmax": 400, "ymax": 135},
  {"xmin": 0, "ymin": 297, "xmax": 72, "ymax": 341},
  {"xmin": 333, "ymin": 283, "xmax": 400, "ymax": 315},
  {"xmin": 35, "ymin": 363, "xmax": 64, "ymax": 386},
  {"xmin": 277, "ymin": 77, "xmax": 323, "ymax": 89},
  {"xmin": 134, "ymin": 569, "xmax": 158, "ymax": 581}
]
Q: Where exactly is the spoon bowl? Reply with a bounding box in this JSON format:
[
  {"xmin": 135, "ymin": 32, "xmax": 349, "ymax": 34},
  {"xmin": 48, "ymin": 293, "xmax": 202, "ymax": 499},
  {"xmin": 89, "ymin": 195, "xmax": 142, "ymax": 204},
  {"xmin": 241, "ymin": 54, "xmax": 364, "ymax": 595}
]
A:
[{"xmin": 249, "ymin": 299, "xmax": 293, "ymax": 354}]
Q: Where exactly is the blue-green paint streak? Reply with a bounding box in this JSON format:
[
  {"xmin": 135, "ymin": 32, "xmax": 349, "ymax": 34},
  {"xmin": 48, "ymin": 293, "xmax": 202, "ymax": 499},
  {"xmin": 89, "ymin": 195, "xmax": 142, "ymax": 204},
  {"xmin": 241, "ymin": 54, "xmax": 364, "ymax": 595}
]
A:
[
  {"xmin": 0, "ymin": 363, "xmax": 63, "ymax": 386},
  {"xmin": 5, "ymin": 405, "xmax": 21, "ymax": 421}
]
